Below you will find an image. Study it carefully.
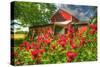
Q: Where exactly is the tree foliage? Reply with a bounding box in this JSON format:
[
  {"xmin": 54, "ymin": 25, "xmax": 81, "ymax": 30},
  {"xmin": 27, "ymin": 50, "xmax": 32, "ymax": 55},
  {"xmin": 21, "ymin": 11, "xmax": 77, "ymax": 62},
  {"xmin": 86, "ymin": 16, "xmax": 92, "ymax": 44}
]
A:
[{"xmin": 13, "ymin": 2, "xmax": 56, "ymax": 26}]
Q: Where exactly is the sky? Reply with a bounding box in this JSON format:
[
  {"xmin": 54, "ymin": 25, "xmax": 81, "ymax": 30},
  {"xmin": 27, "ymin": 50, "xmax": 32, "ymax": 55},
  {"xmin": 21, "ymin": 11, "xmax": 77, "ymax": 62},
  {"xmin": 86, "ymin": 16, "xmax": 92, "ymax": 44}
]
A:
[{"xmin": 55, "ymin": 4, "xmax": 97, "ymax": 22}]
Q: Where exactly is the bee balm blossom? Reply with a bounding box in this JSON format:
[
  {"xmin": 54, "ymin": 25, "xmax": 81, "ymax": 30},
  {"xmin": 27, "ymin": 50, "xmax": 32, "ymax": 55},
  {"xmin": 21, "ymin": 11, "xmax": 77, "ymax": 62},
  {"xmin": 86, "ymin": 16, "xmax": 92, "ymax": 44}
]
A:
[
  {"xmin": 66, "ymin": 51, "xmax": 78, "ymax": 62},
  {"xmin": 89, "ymin": 23, "xmax": 97, "ymax": 35},
  {"xmin": 57, "ymin": 35, "xmax": 67, "ymax": 48},
  {"xmin": 31, "ymin": 49, "xmax": 39, "ymax": 56},
  {"xmin": 89, "ymin": 23, "xmax": 97, "ymax": 30}
]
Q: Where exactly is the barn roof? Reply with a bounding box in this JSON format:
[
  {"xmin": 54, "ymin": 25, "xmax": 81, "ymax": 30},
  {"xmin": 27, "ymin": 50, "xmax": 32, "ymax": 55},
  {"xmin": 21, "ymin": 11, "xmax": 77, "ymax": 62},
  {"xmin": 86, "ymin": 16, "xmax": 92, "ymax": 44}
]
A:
[{"xmin": 50, "ymin": 8, "xmax": 79, "ymax": 23}]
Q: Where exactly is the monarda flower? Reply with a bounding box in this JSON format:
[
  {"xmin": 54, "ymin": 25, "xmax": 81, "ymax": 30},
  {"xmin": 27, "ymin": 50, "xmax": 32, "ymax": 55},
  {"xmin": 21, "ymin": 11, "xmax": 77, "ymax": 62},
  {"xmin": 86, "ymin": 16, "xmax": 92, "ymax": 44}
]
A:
[
  {"xmin": 89, "ymin": 24, "xmax": 97, "ymax": 35},
  {"xmin": 57, "ymin": 35, "xmax": 67, "ymax": 48},
  {"xmin": 31, "ymin": 42, "xmax": 35, "ymax": 48},
  {"xmin": 80, "ymin": 37, "xmax": 86, "ymax": 46},
  {"xmin": 44, "ymin": 34, "xmax": 49, "ymax": 39},
  {"xmin": 68, "ymin": 26, "xmax": 75, "ymax": 38},
  {"xmin": 19, "ymin": 41, "xmax": 29, "ymax": 51},
  {"xmin": 43, "ymin": 39, "xmax": 51, "ymax": 46},
  {"xmin": 35, "ymin": 44, "xmax": 41, "ymax": 49},
  {"xmin": 69, "ymin": 33, "xmax": 74, "ymax": 38},
  {"xmin": 37, "ymin": 35, "xmax": 43, "ymax": 43},
  {"xmin": 70, "ymin": 44, "xmax": 76, "ymax": 49},
  {"xmin": 22, "ymin": 41, "xmax": 31, "ymax": 51},
  {"xmin": 57, "ymin": 39, "xmax": 67, "ymax": 48},
  {"xmin": 68, "ymin": 25, "xmax": 74, "ymax": 33},
  {"xmin": 39, "ymin": 49, "xmax": 45, "ymax": 54},
  {"xmin": 66, "ymin": 51, "xmax": 78, "ymax": 62},
  {"xmin": 89, "ymin": 29, "xmax": 96, "ymax": 35},
  {"xmin": 60, "ymin": 41, "xmax": 67, "ymax": 47},
  {"xmin": 31, "ymin": 49, "xmax": 39, "ymax": 56},
  {"xmin": 78, "ymin": 26, "xmax": 87, "ymax": 36},
  {"xmin": 23, "ymin": 41, "xmax": 29, "ymax": 45},
  {"xmin": 70, "ymin": 39, "xmax": 73, "ymax": 45},
  {"xmin": 69, "ymin": 39, "xmax": 76, "ymax": 49},
  {"xmin": 89, "ymin": 23, "xmax": 97, "ymax": 30},
  {"xmin": 26, "ymin": 44, "xmax": 31, "ymax": 51}
]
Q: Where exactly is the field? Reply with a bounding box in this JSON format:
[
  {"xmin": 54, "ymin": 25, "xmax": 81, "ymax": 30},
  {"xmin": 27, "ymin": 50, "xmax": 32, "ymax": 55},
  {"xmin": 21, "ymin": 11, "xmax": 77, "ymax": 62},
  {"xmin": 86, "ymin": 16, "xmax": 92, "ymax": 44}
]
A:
[{"xmin": 11, "ymin": 34, "xmax": 26, "ymax": 40}]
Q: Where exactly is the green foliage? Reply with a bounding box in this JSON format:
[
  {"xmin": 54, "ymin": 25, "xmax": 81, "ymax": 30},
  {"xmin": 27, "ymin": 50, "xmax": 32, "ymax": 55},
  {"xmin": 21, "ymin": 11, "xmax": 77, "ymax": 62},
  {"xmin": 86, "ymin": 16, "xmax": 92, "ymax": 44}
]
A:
[
  {"xmin": 14, "ymin": 47, "xmax": 33, "ymax": 65},
  {"xmin": 14, "ymin": 39, "xmax": 24, "ymax": 47},
  {"xmin": 13, "ymin": 1, "xmax": 56, "ymax": 26}
]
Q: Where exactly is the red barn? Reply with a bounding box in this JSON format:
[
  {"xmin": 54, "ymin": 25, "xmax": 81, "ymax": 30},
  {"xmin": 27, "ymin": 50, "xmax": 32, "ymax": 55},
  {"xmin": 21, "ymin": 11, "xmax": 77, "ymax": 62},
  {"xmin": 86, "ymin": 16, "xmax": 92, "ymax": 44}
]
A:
[{"xmin": 50, "ymin": 9, "xmax": 79, "ymax": 34}]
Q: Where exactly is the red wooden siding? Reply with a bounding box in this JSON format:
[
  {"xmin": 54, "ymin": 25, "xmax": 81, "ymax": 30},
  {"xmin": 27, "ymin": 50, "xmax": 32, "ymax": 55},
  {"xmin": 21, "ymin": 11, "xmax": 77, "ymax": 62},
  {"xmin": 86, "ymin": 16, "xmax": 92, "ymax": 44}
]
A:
[
  {"xmin": 51, "ymin": 9, "xmax": 72, "ymax": 23},
  {"xmin": 60, "ymin": 10, "xmax": 72, "ymax": 20}
]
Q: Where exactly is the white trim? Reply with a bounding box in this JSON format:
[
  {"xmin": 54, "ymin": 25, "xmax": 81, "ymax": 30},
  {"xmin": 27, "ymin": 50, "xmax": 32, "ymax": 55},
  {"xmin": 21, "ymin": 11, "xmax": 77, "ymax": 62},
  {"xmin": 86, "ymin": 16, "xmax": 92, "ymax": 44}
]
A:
[
  {"xmin": 54, "ymin": 16, "xmax": 72, "ymax": 24},
  {"xmin": 54, "ymin": 20, "xmax": 72, "ymax": 24}
]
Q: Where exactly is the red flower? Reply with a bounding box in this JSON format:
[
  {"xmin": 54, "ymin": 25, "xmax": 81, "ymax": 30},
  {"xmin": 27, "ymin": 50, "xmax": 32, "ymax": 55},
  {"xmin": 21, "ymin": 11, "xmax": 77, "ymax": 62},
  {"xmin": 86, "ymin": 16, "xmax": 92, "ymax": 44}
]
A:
[
  {"xmin": 23, "ymin": 41, "xmax": 29, "ymax": 45},
  {"xmin": 68, "ymin": 25, "xmax": 74, "ymax": 33},
  {"xmin": 37, "ymin": 35, "xmax": 43, "ymax": 43},
  {"xmin": 60, "ymin": 41, "xmax": 66, "ymax": 47},
  {"xmin": 89, "ymin": 29, "xmax": 96, "ymax": 35},
  {"xmin": 67, "ymin": 25, "xmax": 75, "ymax": 38},
  {"xmin": 66, "ymin": 51, "xmax": 78, "ymax": 62},
  {"xmin": 31, "ymin": 49, "xmax": 39, "ymax": 56},
  {"xmin": 44, "ymin": 34, "xmax": 49, "ymax": 39},
  {"xmin": 57, "ymin": 35, "xmax": 67, "ymax": 48},
  {"xmin": 89, "ymin": 24, "xmax": 97, "ymax": 35},
  {"xmin": 80, "ymin": 37, "xmax": 86, "ymax": 46},
  {"xmin": 57, "ymin": 40, "xmax": 66, "ymax": 48},
  {"xmin": 43, "ymin": 39, "xmax": 51, "ymax": 45},
  {"xmin": 70, "ymin": 39, "xmax": 73, "ymax": 45},
  {"xmin": 35, "ymin": 44, "xmax": 41, "ymax": 49},
  {"xmin": 31, "ymin": 42, "xmax": 35, "ymax": 48},
  {"xmin": 70, "ymin": 44, "xmax": 76, "ymax": 49},
  {"xmin": 26, "ymin": 44, "xmax": 31, "ymax": 51},
  {"xmin": 89, "ymin": 23, "xmax": 97, "ymax": 30},
  {"xmin": 78, "ymin": 26, "xmax": 87, "ymax": 35},
  {"xmin": 69, "ymin": 39, "xmax": 76, "ymax": 49},
  {"xmin": 20, "ymin": 41, "xmax": 31, "ymax": 51},
  {"xmin": 23, "ymin": 41, "xmax": 31, "ymax": 51},
  {"xmin": 66, "ymin": 51, "xmax": 77, "ymax": 58},
  {"xmin": 39, "ymin": 49, "xmax": 45, "ymax": 54}
]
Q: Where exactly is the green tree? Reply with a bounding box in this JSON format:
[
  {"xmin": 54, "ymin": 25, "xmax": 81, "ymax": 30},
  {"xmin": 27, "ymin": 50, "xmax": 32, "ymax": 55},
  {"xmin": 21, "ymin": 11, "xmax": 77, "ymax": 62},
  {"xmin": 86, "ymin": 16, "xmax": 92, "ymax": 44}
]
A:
[{"xmin": 12, "ymin": 1, "xmax": 56, "ymax": 26}]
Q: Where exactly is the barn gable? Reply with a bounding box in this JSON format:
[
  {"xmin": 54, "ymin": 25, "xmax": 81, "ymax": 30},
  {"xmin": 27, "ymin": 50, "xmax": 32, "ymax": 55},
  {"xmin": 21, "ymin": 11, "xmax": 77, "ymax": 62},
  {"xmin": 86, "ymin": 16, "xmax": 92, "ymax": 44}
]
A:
[{"xmin": 50, "ymin": 9, "xmax": 79, "ymax": 25}]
